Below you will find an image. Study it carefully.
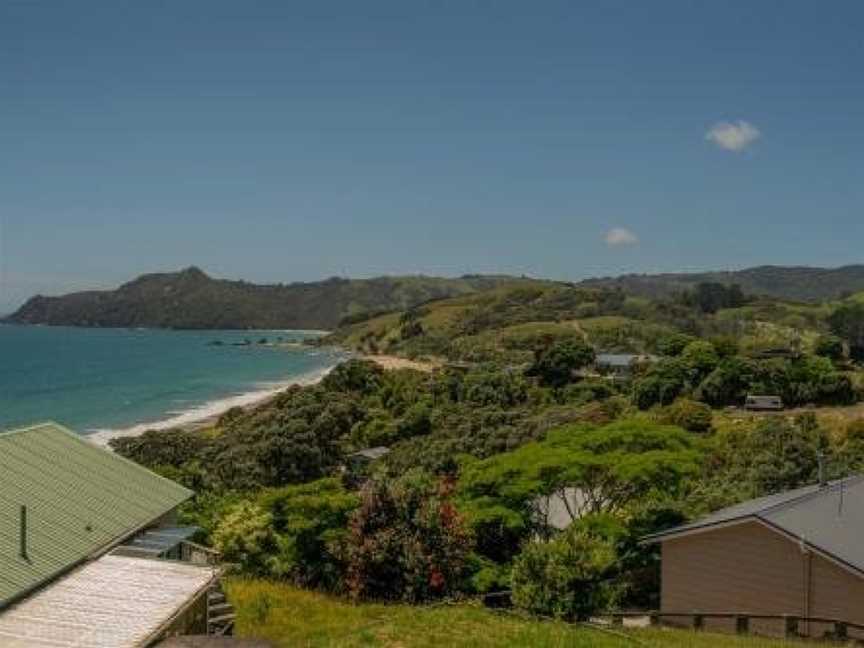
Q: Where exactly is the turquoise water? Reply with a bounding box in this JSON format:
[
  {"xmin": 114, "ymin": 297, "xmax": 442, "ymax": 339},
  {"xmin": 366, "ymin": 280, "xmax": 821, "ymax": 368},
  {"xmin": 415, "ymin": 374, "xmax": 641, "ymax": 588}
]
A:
[{"xmin": 0, "ymin": 325, "xmax": 343, "ymax": 436}]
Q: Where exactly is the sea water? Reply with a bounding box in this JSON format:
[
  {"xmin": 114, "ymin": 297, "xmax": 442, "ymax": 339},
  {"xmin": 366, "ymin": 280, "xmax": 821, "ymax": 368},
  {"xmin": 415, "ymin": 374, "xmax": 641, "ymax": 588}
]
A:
[{"xmin": 0, "ymin": 325, "xmax": 344, "ymax": 440}]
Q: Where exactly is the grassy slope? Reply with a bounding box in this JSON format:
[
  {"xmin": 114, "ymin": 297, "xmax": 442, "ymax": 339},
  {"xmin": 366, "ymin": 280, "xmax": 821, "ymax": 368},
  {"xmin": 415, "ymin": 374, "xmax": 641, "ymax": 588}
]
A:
[
  {"xmin": 325, "ymin": 281, "xmax": 841, "ymax": 362},
  {"xmin": 226, "ymin": 579, "xmax": 820, "ymax": 648}
]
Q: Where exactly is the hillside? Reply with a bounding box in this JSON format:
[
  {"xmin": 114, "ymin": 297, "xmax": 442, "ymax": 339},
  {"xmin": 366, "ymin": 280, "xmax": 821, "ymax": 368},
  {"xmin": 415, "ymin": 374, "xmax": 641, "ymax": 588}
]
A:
[
  {"xmin": 3, "ymin": 267, "xmax": 529, "ymax": 330},
  {"xmin": 322, "ymin": 280, "xmax": 836, "ymax": 363},
  {"xmin": 580, "ymin": 264, "xmax": 864, "ymax": 302}
]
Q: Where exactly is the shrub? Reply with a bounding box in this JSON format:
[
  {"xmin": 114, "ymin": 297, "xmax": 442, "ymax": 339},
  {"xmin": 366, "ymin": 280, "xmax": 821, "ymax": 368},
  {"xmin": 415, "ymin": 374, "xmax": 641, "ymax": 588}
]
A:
[
  {"xmin": 681, "ymin": 340, "xmax": 720, "ymax": 377},
  {"xmin": 657, "ymin": 399, "xmax": 713, "ymax": 433},
  {"xmin": 529, "ymin": 340, "xmax": 596, "ymax": 388},
  {"xmin": 632, "ymin": 359, "xmax": 688, "ymax": 409},
  {"xmin": 322, "ymin": 359, "xmax": 384, "ymax": 394},
  {"xmin": 343, "ymin": 471, "xmax": 474, "ymax": 603},
  {"xmin": 814, "ymin": 335, "xmax": 845, "ymax": 361},
  {"xmin": 511, "ymin": 523, "xmax": 618, "ymax": 620},
  {"xmin": 212, "ymin": 502, "xmax": 277, "ymax": 575},
  {"xmin": 655, "ymin": 333, "xmax": 696, "ymax": 357}
]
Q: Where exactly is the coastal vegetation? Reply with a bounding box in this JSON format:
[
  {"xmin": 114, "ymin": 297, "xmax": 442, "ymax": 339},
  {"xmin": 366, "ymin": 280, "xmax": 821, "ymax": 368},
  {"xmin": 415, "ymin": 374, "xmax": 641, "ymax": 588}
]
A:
[{"xmin": 108, "ymin": 277, "xmax": 864, "ymax": 643}]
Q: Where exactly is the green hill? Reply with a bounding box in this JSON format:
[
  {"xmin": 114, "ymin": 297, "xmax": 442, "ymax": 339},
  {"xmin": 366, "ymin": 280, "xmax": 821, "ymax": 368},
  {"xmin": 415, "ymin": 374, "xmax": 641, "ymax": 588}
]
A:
[
  {"xmin": 323, "ymin": 279, "xmax": 848, "ymax": 364},
  {"xmin": 580, "ymin": 264, "xmax": 864, "ymax": 302},
  {"xmin": 3, "ymin": 267, "xmax": 528, "ymax": 330}
]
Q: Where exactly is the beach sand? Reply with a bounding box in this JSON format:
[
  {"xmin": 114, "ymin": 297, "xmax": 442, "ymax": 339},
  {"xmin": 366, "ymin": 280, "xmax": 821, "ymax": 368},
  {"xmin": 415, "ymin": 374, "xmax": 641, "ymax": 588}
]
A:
[{"xmin": 360, "ymin": 354, "xmax": 440, "ymax": 373}]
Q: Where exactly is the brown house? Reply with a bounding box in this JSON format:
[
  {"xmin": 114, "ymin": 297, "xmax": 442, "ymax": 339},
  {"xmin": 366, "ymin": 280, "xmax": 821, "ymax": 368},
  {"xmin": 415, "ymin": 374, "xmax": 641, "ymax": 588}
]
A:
[{"xmin": 645, "ymin": 476, "xmax": 864, "ymax": 639}]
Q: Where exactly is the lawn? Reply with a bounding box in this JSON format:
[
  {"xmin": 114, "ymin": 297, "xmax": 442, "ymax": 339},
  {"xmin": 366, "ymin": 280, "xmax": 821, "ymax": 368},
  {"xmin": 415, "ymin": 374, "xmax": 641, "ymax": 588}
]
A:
[{"xmin": 224, "ymin": 579, "xmax": 827, "ymax": 648}]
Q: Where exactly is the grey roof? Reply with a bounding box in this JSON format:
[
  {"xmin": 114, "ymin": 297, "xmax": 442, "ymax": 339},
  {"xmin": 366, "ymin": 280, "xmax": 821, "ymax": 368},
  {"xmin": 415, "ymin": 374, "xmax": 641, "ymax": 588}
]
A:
[
  {"xmin": 112, "ymin": 525, "xmax": 200, "ymax": 559},
  {"xmin": 645, "ymin": 475, "xmax": 864, "ymax": 574},
  {"xmin": 596, "ymin": 353, "xmax": 657, "ymax": 367},
  {"xmin": 349, "ymin": 446, "xmax": 390, "ymax": 461}
]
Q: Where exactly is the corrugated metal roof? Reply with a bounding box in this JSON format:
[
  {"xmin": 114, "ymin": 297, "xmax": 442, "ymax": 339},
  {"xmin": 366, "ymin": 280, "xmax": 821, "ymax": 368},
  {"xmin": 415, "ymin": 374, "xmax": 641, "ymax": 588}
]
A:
[
  {"xmin": 349, "ymin": 446, "xmax": 390, "ymax": 461},
  {"xmin": 645, "ymin": 475, "xmax": 864, "ymax": 573},
  {"xmin": 0, "ymin": 422, "xmax": 193, "ymax": 609},
  {"xmin": 0, "ymin": 554, "xmax": 215, "ymax": 647}
]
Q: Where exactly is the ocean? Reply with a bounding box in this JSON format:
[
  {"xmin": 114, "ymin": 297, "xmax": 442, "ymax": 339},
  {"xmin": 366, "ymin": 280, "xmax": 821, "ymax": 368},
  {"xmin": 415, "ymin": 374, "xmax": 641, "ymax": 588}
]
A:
[{"xmin": 0, "ymin": 325, "xmax": 344, "ymax": 440}]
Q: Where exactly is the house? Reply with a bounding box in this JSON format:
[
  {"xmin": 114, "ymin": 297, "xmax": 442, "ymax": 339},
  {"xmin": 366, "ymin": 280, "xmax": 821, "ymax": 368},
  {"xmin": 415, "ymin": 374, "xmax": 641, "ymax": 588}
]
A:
[
  {"xmin": 644, "ymin": 475, "xmax": 864, "ymax": 638},
  {"xmin": 533, "ymin": 488, "xmax": 588, "ymax": 531},
  {"xmin": 0, "ymin": 422, "xmax": 232, "ymax": 647},
  {"xmin": 595, "ymin": 353, "xmax": 657, "ymax": 378},
  {"xmin": 347, "ymin": 446, "xmax": 390, "ymax": 467},
  {"xmin": 744, "ymin": 394, "xmax": 784, "ymax": 411}
]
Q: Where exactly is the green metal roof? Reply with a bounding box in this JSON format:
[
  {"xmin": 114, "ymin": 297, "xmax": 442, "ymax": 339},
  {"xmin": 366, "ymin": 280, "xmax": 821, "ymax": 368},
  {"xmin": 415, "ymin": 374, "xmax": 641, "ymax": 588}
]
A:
[{"xmin": 0, "ymin": 422, "xmax": 193, "ymax": 609}]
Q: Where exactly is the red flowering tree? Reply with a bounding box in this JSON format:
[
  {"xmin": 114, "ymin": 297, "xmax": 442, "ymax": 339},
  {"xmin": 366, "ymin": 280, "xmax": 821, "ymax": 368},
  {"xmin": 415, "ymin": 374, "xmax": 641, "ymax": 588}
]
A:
[{"xmin": 343, "ymin": 470, "xmax": 474, "ymax": 602}]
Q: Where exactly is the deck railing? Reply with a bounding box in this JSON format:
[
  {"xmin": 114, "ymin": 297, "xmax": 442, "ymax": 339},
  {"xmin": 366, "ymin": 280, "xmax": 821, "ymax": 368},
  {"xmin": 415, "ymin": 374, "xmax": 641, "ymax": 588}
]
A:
[
  {"xmin": 180, "ymin": 540, "xmax": 221, "ymax": 566},
  {"xmin": 604, "ymin": 611, "xmax": 864, "ymax": 641}
]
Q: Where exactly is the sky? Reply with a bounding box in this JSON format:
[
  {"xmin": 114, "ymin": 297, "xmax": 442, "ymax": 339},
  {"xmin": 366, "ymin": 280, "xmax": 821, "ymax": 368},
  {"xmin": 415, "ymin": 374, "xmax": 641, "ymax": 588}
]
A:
[{"xmin": 1, "ymin": 1, "xmax": 863, "ymax": 313}]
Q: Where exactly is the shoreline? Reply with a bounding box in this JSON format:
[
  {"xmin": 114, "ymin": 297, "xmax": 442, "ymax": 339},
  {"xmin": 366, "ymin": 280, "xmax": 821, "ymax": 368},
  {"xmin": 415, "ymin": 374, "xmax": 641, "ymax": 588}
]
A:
[
  {"xmin": 86, "ymin": 363, "xmax": 338, "ymax": 446},
  {"xmin": 84, "ymin": 351, "xmax": 436, "ymax": 448}
]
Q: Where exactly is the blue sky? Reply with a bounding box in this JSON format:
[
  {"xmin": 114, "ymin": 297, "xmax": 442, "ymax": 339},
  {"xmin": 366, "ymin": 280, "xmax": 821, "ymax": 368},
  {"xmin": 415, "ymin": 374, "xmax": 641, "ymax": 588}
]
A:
[{"xmin": 1, "ymin": 1, "xmax": 863, "ymax": 312}]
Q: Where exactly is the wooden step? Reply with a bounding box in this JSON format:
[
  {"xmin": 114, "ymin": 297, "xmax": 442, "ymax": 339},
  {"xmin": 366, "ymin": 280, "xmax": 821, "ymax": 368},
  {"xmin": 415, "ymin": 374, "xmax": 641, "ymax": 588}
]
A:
[
  {"xmin": 208, "ymin": 602, "xmax": 234, "ymax": 616},
  {"xmin": 208, "ymin": 613, "xmax": 236, "ymax": 625}
]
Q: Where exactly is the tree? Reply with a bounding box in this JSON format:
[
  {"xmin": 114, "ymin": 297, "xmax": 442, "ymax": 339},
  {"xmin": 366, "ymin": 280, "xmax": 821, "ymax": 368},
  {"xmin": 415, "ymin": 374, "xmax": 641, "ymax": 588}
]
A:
[
  {"xmin": 814, "ymin": 334, "xmax": 845, "ymax": 361},
  {"xmin": 696, "ymin": 356, "xmax": 754, "ymax": 407},
  {"xmin": 828, "ymin": 303, "xmax": 864, "ymax": 361},
  {"xmin": 529, "ymin": 339, "xmax": 596, "ymax": 388},
  {"xmin": 656, "ymin": 399, "xmax": 713, "ymax": 433},
  {"xmin": 259, "ymin": 478, "xmax": 359, "ymax": 589},
  {"xmin": 511, "ymin": 520, "xmax": 619, "ymax": 621},
  {"xmin": 694, "ymin": 415, "xmax": 831, "ymax": 509},
  {"xmin": 343, "ymin": 471, "xmax": 474, "ymax": 603},
  {"xmin": 656, "ymin": 333, "xmax": 696, "ymax": 357},
  {"xmin": 212, "ymin": 501, "xmax": 278, "ymax": 575},
  {"xmin": 459, "ymin": 420, "xmax": 703, "ymax": 551},
  {"xmin": 461, "ymin": 366, "xmax": 529, "ymax": 407},
  {"xmin": 681, "ymin": 340, "xmax": 720, "ymax": 378},
  {"xmin": 322, "ymin": 359, "xmax": 385, "ymax": 394},
  {"xmin": 686, "ymin": 282, "xmax": 747, "ymax": 314},
  {"xmin": 631, "ymin": 359, "xmax": 689, "ymax": 409}
]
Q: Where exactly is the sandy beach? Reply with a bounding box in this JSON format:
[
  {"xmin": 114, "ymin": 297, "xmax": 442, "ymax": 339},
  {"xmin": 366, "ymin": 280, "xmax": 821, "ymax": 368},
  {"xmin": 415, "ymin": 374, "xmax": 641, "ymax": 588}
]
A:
[{"xmin": 360, "ymin": 354, "xmax": 441, "ymax": 373}]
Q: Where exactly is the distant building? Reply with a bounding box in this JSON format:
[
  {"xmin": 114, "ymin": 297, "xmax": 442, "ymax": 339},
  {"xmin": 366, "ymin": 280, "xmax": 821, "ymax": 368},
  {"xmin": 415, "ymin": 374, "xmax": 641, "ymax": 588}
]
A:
[
  {"xmin": 595, "ymin": 353, "xmax": 657, "ymax": 377},
  {"xmin": 0, "ymin": 422, "xmax": 232, "ymax": 647},
  {"xmin": 744, "ymin": 394, "xmax": 784, "ymax": 411},
  {"xmin": 644, "ymin": 476, "xmax": 864, "ymax": 639},
  {"xmin": 533, "ymin": 488, "xmax": 588, "ymax": 530},
  {"xmin": 343, "ymin": 446, "xmax": 391, "ymax": 486},
  {"xmin": 348, "ymin": 446, "xmax": 391, "ymax": 465}
]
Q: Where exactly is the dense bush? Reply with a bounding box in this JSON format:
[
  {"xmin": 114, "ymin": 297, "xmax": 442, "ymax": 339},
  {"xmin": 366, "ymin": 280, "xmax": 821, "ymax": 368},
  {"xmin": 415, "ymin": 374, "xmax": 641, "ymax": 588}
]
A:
[
  {"xmin": 343, "ymin": 471, "xmax": 474, "ymax": 603},
  {"xmin": 212, "ymin": 479, "xmax": 358, "ymax": 589},
  {"xmin": 828, "ymin": 302, "xmax": 864, "ymax": 360},
  {"xmin": 656, "ymin": 399, "xmax": 713, "ymax": 433},
  {"xmin": 632, "ymin": 359, "xmax": 689, "ymax": 409},
  {"xmin": 528, "ymin": 339, "xmax": 595, "ymax": 388},
  {"xmin": 815, "ymin": 335, "xmax": 845, "ymax": 361},
  {"xmin": 511, "ymin": 519, "xmax": 619, "ymax": 620}
]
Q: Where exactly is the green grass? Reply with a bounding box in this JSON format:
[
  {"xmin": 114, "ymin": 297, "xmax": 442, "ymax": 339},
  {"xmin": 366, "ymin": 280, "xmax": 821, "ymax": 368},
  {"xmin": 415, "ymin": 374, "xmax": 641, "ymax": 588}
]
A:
[{"xmin": 225, "ymin": 579, "xmax": 823, "ymax": 648}]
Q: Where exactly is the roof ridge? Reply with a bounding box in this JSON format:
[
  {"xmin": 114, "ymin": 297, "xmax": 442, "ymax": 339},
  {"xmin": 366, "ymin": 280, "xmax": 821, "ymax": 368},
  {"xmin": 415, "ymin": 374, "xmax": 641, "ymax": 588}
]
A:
[
  {"xmin": 10, "ymin": 421, "xmax": 195, "ymax": 498},
  {"xmin": 755, "ymin": 474, "xmax": 864, "ymax": 519},
  {"xmin": 0, "ymin": 421, "xmax": 65, "ymax": 438}
]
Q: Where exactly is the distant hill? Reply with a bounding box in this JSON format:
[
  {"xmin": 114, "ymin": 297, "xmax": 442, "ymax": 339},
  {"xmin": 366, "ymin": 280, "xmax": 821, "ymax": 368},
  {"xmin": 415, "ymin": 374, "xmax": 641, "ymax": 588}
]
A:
[
  {"xmin": 3, "ymin": 267, "xmax": 528, "ymax": 330},
  {"xmin": 579, "ymin": 265, "xmax": 864, "ymax": 302}
]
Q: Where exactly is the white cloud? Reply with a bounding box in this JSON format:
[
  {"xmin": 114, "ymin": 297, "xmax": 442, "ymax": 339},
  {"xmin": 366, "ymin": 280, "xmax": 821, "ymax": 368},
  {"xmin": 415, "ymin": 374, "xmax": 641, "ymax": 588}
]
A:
[
  {"xmin": 604, "ymin": 227, "xmax": 639, "ymax": 247},
  {"xmin": 705, "ymin": 120, "xmax": 761, "ymax": 152}
]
